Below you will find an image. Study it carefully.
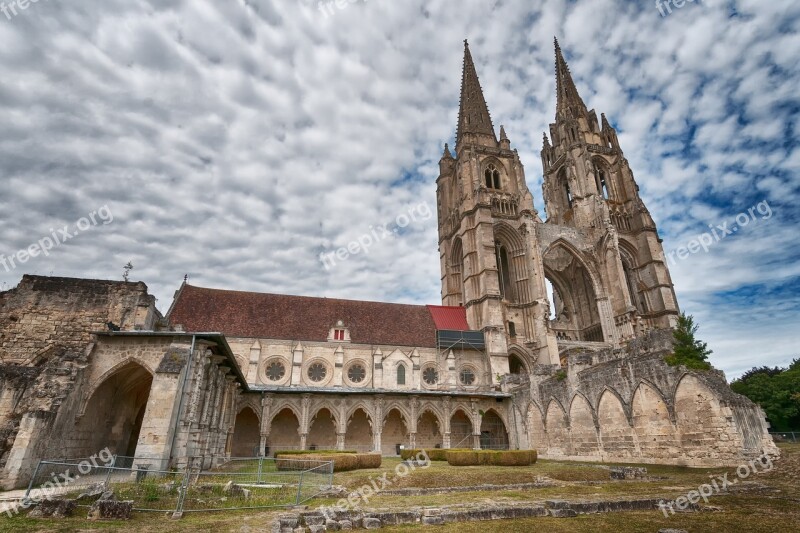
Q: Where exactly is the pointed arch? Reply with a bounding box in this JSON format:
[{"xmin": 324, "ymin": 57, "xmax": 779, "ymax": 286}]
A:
[
  {"xmin": 479, "ymin": 408, "xmax": 509, "ymax": 450},
  {"xmin": 631, "ymin": 380, "xmax": 676, "ymax": 458},
  {"xmin": 232, "ymin": 406, "xmax": 261, "ymax": 457},
  {"xmin": 71, "ymin": 360, "xmax": 153, "ymax": 458},
  {"xmin": 416, "ymin": 408, "xmax": 444, "ymax": 449},
  {"xmin": 268, "ymin": 407, "xmax": 302, "ymax": 453},
  {"xmin": 450, "ymin": 408, "xmax": 474, "ymax": 449},
  {"xmin": 543, "ymin": 239, "xmax": 606, "ymax": 342},
  {"xmin": 508, "ymin": 345, "xmax": 531, "ymax": 374},
  {"xmin": 493, "ymin": 222, "xmax": 529, "ymax": 304},
  {"xmin": 544, "ymin": 399, "xmax": 570, "ymax": 457},
  {"xmin": 526, "ymin": 401, "xmax": 546, "ymax": 450},
  {"xmin": 78, "ymin": 358, "xmax": 155, "ymax": 418},
  {"xmin": 344, "ymin": 406, "xmax": 374, "ymax": 452},
  {"xmin": 381, "ymin": 408, "xmax": 410, "ymax": 455},
  {"xmin": 307, "ymin": 407, "xmax": 338, "ymax": 450},
  {"xmin": 597, "ymin": 387, "xmax": 638, "ymax": 458},
  {"xmin": 569, "ymin": 393, "xmax": 600, "ymax": 456}
]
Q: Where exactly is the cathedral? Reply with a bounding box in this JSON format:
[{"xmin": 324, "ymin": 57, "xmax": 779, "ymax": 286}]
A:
[{"xmin": 0, "ymin": 41, "xmax": 777, "ymax": 490}]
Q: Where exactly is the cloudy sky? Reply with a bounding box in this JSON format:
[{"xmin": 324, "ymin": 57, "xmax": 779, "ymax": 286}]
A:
[{"xmin": 0, "ymin": 0, "xmax": 797, "ymax": 378}]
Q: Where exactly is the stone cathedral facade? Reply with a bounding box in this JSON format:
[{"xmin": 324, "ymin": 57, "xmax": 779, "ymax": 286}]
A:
[{"xmin": 0, "ymin": 41, "xmax": 776, "ymax": 489}]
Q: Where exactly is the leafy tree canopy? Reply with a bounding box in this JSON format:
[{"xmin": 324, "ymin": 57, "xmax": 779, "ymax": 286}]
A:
[
  {"xmin": 664, "ymin": 313, "xmax": 712, "ymax": 371},
  {"xmin": 731, "ymin": 358, "xmax": 800, "ymax": 432}
]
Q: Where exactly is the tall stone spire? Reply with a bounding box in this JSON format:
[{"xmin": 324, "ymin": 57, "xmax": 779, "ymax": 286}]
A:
[
  {"xmin": 554, "ymin": 38, "xmax": 588, "ymax": 118},
  {"xmin": 456, "ymin": 40, "xmax": 497, "ymax": 149}
]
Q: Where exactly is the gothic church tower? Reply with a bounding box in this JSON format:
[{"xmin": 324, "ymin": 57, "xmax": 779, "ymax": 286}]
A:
[
  {"xmin": 437, "ymin": 41, "xmax": 560, "ymax": 375},
  {"xmin": 539, "ymin": 39, "xmax": 680, "ymax": 340}
]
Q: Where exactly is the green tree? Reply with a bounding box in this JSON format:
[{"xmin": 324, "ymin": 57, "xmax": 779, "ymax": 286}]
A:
[
  {"xmin": 664, "ymin": 312, "xmax": 712, "ymax": 370},
  {"xmin": 731, "ymin": 358, "xmax": 800, "ymax": 432}
]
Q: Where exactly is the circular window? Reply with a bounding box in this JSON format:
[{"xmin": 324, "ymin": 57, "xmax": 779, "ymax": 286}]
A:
[
  {"xmin": 460, "ymin": 368, "xmax": 475, "ymax": 385},
  {"xmin": 422, "ymin": 367, "xmax": 438, "ymax": 385},
  {"xmin": 266, "ymin": 361, "xmax": 286, "ymax": 381},
  {"xmin": 307, "ymin": 363, "xmax": 327, "ymax": 382},
  {"xmin": 347, "ymin": 364, "xmax": 366, "ymax": 383}
]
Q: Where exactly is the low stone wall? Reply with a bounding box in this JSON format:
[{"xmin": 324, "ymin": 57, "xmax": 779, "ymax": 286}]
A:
[{"xmin": 272, "ymin": 498, "xmax": 696, "ymax": 531}]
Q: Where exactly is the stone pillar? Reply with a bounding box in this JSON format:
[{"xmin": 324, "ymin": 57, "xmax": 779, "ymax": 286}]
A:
[
  {"xmin": 247, "ymin": 341, "xmax": 261, "ymax": 383},
  {"xmin": 259, "ymin": 394, "xmax": 273, "ymax": 457},
  {"xmin": 336, "ymin": 433, "xmax": 345, "ymax": 451},
  {"xmin": 596, "ymin": 296, "xmax": 620, "ymax": 346},
  {"xmin": 300, "ymin": 394, "xmax": 311, "ymax": 450},
  {"xmin": 333, "ymin": 346, "xmax": 344, "ymax": 387},
  {"xmin": 373, "ymin": 350, "xmax": 383, "ymax": 389},
  {"xmin": 291, "ymin": 343, "xmax": 304, "ymax": 385},
  {"xmin": 443, "ymin": 432, "xmax": 451, "ymax": 449},
  {"xmin": 373, "ymin": 396, "xmax": 384, "ymax": 453},
  {"xmin": 132, "ymin": 370, "xmax": 185, "ymax": 470}
]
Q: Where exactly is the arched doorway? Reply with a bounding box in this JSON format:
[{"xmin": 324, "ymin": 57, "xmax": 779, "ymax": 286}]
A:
[
  {"xmin": 74, "ymin": 361, "xmax": 152, "ymax": 458},
  {"xmin": 509, "ymin": 353, "xmax": 527, "ymax": 375},
  {"xmin": 450, "ymin": 410, "xmax": 473, "ymax": 449},
  {"xmin": 307, "ymin": 408, "xmax": 338, "ymax": 450},
  {"xmin": 268, "ymin": 408, "xmax": 301, "ymax": 454},
  {"xmin": 344, "ymin": 408, "xmax": 373, "ymax": 452},
  {"xmin": 416, "ymin": 410, "xmax": 443, "ymax": 449},
  {"xmin": 544, "ymin": 244, "xmax": 603, "ymax": 342},
  {"xmin": 381, "ymin": 409, "xmax": 409, "ymax": 455},
  {"xmin": 232, "ymin": 407, "xmax": 261, "ymax": 457},
  {"xmin": 479, "ymin": 409, "xmax": 509, "ymax": 450}
]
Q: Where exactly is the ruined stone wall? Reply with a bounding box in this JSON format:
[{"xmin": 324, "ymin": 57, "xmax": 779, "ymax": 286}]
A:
[
  {"xmin": 0, "ymin": 276, "xmax": 161, "ymax": 488},
  {"xmin": 507, "ymin": 329, "xmax": 778, "ymax": 467}
]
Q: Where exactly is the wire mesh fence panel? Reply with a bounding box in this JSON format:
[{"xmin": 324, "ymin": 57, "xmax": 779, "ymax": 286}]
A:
[
  {"xmin": 24, "ymin": 456, "xmax": 332, "ymax": 515},
  {"xmin": 179, "ymin": 457, "xmax": 333, "ymax": 512},
  {"xmin": 295, "ymin": 461, "xmax": 334, "ymax": 504}
]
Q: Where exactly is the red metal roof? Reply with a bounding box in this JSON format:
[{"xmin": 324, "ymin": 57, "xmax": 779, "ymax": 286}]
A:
[{"xmin": 426, "ymin": 305, "xmax": 470, "ymax": 331}]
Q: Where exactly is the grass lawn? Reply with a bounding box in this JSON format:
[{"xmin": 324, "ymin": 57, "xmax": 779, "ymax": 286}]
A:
[{"xmin": 0, "ymin": 443, "xmax": 797, "ymax": 532}]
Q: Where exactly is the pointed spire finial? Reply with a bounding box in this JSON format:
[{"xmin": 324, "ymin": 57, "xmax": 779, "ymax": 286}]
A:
[
  {"xmin": 499, "ymin": 125, "xmax": 508, "ymax": 141},
  {"xmin": 183, "ymin": 273, "xmax": 188, "ymax": 283},
  {"xmin": 442, "ymin": 143, "xmax": 453, "ymax": 159},
  {"xmin": 543, "ymin": 132, "xmax": 551, "ymax": 147},
  {"xmin": 455, "ymin": 39, "xmax": 497, "ymax": 149},
  {"xmin": 553, "ymin": 38, "xmax": 587, "ymax": 117}
]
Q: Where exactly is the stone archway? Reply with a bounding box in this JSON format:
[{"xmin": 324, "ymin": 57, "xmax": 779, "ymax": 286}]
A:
[
  {"xmin": 268, "ymin": 408, "xmax": 301, "ymax": 454},
  {"xmin": 232, "ymin": 407, "xmax": 261, "ymax": 457},
  {"xmin": 307, "ymin": 408, "xmax": 338, "ymax": 451},
  {"xmin": 344, "ymin": 408, "xmax": 373, "ymax": 452},
  {"xmin": 381, "ymin": 409, "xmax": 410, "ymax": 455},
  {"xmin": 73, "ymin": 361, "xmax": 152, "ymax": 458},
  {"xmin": 479, "ymin": 409, "xmax": 509, "ymax": 450},
  {"xmin": 416, "ymin": 410, "xmax": 443, "ymax": 449},
  {"xmin": 450, "ymin": 410, "xmax": 473, "ymax": 449}
]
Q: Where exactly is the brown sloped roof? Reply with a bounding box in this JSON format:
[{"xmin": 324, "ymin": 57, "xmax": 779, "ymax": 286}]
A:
[{"xmin": 167, "ymin": 284, "xmax": 439, "ymax": 348}]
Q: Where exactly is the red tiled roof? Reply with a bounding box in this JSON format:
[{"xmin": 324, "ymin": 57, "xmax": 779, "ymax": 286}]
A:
[
  {"xmin": 426, "ymin": 305, "xmax": 470, "ymax": 331},
  {"xmin": 168, "ymin": 284, "xmax": 440, "ymax": 348}
]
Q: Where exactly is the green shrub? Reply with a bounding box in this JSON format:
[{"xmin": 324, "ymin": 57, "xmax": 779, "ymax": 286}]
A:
[
  {"xmin": 446, "ymin": 451, "xmax": 480, "ymax": 466},
  {"xmin": 277, "ymin": 453, "xmax": 377, "ymax": 472},
  {"xmin": 356, "ymin": 453, "xmax": 382, "ymax": 469},
  {"xmin": 400, "ymin": 448, "xmax": 472, "ymax": 461},
  {"xmin": 273, "ymin": 449, "xmax": 357, "ymax": 456},
  {"xmin": 445, "ymin": 450, "xmax": 537, "ymax": 466}
]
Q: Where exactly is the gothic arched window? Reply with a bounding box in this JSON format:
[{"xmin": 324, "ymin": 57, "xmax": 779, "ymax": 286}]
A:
[
  {"xmin": 496, "ymin": 244, "xmax": 515, "ymax": 302},
  {"xmin": 397, "ymin": 363, "xmax": 406, "ymax": 385},
  {"xmin": 484, "ymin": 164, "xmax": 501, "ymax": 189}
]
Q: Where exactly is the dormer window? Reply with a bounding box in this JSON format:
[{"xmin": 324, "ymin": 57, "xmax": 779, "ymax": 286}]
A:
[{"xmin": 328, "ymin": 320, "xmax": 350, "ymax": 342}]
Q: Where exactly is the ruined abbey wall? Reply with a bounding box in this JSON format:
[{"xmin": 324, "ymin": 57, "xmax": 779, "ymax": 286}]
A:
[{"xmin": 507, "ymin": 330, "xmax": 778, "ymax": 467}]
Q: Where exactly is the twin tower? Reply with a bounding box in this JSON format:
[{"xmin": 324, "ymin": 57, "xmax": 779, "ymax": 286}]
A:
[{"xmin": 436, "ymin": 40, "xmax": 680, "ymax": 375}]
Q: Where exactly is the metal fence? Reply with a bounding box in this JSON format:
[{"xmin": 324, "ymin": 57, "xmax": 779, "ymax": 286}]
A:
[
  {"xmin": 24, "ymin": 455, "xmax": 333, "ymax": 515},
  {"xmin": 770, "ymin": 431, "xmax": 799, "ymax": 443}
]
